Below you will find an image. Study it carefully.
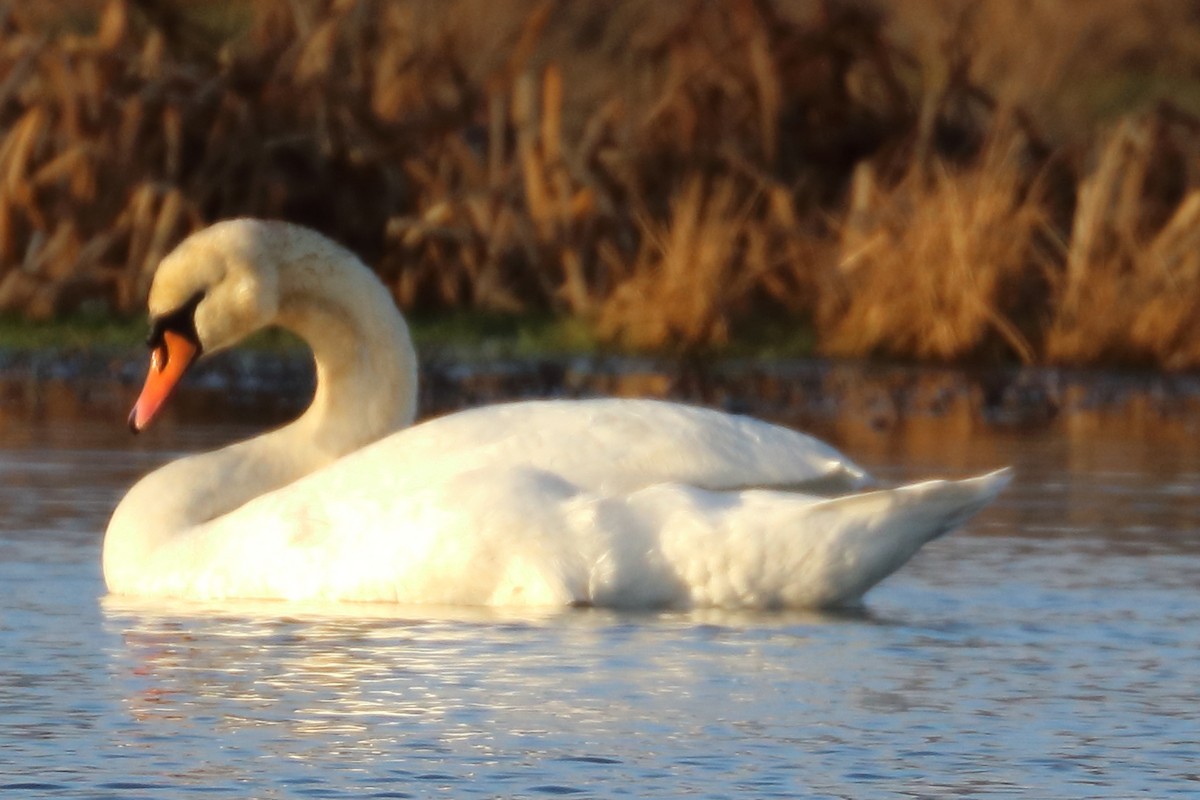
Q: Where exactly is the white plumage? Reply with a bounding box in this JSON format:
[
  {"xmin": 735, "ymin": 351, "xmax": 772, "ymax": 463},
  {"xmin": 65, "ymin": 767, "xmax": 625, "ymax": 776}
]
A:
[{"xmin": 103, "ymin": 219, "xmax": 1008, "ymax": 609}]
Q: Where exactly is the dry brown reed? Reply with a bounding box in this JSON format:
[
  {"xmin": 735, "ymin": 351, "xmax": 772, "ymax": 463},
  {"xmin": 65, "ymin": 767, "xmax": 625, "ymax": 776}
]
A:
[
  {"xmin": 378, "ymin": 0, "xmax": 920, "ymax": 334},
  {"xmin": 818, "ymin": 125, "xmax": 1048, "ymax": 364},
  {"xmin": 4, "ymin": 1, "xmax": 1200, "ymax": 369},
  {"xmin": 1046, "ymin": 110, "xmax": 1200, "ymax": 368},
  {"xmin": 598, "ymin": 177, "xmax": 753, "ymax": 350}
]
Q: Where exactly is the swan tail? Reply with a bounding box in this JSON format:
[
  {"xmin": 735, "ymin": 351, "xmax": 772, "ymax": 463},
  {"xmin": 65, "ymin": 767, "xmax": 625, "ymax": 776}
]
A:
[{"xmin": 627, "ymin": 468, "xmax": 1011, "ymax": 609}]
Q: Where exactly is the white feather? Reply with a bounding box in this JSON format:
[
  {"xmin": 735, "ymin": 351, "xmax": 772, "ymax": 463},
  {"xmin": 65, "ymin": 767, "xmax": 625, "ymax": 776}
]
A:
[{"xmin": 104, "ymin": 220, "xmax": 1009, "ymax": 609}]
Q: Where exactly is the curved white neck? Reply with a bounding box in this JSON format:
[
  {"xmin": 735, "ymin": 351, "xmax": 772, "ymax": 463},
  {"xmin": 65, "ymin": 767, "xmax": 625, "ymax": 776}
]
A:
[
  {"xmin": 104, "ymin": 235, "xmax": 418, "ymax": 587},
  {"xmin": 273, "ymin": 242, "xmax": 418, "ymax": 457}
]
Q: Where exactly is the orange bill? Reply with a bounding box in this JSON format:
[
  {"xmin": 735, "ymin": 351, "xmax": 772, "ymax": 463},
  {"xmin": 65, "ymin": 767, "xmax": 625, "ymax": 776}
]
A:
[{"xmin": 128, "ymin": 330, "xmax": 199, "ymax": 433}]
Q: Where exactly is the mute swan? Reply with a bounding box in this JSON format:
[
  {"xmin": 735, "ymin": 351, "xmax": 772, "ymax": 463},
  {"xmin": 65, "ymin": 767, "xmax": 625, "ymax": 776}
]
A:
[{"xmin": 103, "ymin": 219, "xmax": 1009, "ymax": 609}]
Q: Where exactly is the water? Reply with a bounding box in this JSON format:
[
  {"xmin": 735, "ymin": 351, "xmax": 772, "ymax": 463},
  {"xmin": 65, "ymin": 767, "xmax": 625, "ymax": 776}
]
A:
[{"xmin": 2, "ymin": 415, "xmax": 1199, "ymax": 798}]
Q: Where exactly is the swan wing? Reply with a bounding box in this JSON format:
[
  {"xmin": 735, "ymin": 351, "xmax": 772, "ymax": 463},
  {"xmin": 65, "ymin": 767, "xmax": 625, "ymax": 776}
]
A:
[
  {"xmin": 605, "ymin": 467, "xmax": 1012, "ymax": 608},
  {"xmin": 367, "ymin": 398, "xmax": 873, "ymax": 495},
  {"xmin": 144, "ymin": 465, "xmax": 1008, "ymax": 608}
]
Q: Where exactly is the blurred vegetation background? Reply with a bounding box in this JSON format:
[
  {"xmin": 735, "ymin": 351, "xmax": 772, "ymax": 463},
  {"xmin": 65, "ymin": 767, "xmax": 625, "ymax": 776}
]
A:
[{"xmin": 4, "ymin": 0, "xmax": 1200, "ymax": 367}]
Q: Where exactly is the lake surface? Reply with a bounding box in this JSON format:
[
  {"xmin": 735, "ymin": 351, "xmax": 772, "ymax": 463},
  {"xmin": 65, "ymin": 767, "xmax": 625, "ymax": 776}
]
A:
[{"xmin": 1, "ymin": 408, "xmax": 1199, "ymax": 798}]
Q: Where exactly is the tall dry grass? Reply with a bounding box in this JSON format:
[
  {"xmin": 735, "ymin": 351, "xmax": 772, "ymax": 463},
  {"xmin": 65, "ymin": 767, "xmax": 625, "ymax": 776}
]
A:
[
  {"xmin": 819, "ymin": 124, "xmax": 1050, "ymax": 364},
  {"xmin": 1046, "ymin": 111, "xmax": 1200, "ymax": 368},
  {"xmin": 4, "ymin": 0, "xmax": 1200, "ymax": 368},
  {"xmin": 599, "ymin": 177, "xmax": 756, "ymax": 350}
]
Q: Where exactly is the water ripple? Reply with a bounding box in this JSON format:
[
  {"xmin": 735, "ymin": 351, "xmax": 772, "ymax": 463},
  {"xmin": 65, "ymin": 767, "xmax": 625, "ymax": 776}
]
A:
[{"xmin": 1, "ymin": 423, "xmax": 1199, "ymax": 797}]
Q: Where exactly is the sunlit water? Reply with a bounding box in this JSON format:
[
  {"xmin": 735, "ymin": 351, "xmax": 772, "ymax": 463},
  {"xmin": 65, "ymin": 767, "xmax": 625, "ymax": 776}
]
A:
[{"xmin": 2, "ymin": 415, "xmax": 1199, "ymax": 798}]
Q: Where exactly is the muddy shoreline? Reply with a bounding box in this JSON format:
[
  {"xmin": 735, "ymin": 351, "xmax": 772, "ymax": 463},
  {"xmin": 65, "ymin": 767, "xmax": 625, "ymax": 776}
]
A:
[{"xmin": 3, "ymin": 349, "xmax": 1199, "ymax": 441}]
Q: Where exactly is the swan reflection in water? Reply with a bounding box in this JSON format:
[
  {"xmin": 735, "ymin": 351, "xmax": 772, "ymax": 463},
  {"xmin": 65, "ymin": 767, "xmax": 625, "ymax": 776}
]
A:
[
  {"xmin": 101, "ymin": 598, "xmax": 897, "ymax": 794},
  {"xmin": 103, "ymin": 596, "xmax": 868, "ymax": 732}
]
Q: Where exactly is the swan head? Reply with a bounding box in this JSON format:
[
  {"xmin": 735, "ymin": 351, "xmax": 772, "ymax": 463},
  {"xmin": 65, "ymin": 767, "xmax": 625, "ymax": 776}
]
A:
[{"xmin": 130, "ymin": 220, "xmax": 282, "ymax": 432}]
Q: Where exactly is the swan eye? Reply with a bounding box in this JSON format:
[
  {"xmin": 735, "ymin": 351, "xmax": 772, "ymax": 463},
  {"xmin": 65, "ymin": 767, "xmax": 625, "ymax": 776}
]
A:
[{"xmin": 147, "ymin": 291, "xmax": 205, "ymax": 355}]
